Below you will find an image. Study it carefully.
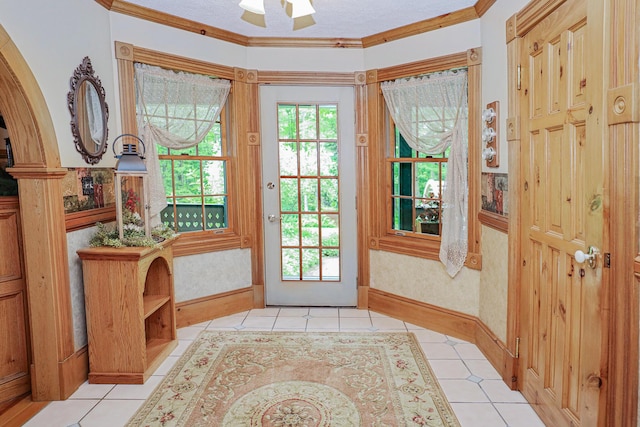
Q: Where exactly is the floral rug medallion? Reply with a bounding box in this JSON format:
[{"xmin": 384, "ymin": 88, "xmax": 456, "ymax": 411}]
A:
[{"xmin": 127, "ymin": 331, "xmax": 460, "ymax": 426}]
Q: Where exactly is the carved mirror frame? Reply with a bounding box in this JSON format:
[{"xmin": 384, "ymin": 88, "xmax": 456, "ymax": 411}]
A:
[{"xmin": 67, "ymin": 56, "xmax": 109, "ymax": 164}]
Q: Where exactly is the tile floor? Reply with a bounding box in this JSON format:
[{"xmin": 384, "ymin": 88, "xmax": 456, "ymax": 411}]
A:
[{"xmin": 22, "ymin": 308, "xmax": 546, "ymax": 427}]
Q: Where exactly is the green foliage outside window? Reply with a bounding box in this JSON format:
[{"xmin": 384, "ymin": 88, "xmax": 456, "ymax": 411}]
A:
[
  {"xmin": 277, "ymin": 103, "xmax": 341, "ymax": 280},
  {"xmin": 159, "ymin": 120, "xmax": 229, "ymax": 232},
  {"xmin": 390, "ymin": 130, "xmax": 448, "ymax": 236}
]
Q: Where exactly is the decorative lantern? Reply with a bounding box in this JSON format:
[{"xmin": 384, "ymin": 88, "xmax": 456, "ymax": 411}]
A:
[{"xmin": 112, "ymin": 134, "xmax": 150, "ymax": 240}]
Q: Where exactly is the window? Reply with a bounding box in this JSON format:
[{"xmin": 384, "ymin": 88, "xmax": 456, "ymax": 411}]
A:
[
  {"xmin": 374, "ymin": 54, "xmax": 480, "ymax": 270},
  {"xmin": 133, "ymin": 62, "xmax": 232, "ymax": 239},
  {"xmin": 389, "ymin": 128, "xmax": 449, "ymax": 237},
  {"xmin": 158, "ymin": 109, "xmax": 230, "ymax": 233}
]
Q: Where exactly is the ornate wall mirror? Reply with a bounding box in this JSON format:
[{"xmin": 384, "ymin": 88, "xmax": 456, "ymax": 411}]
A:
[{"xmin": 67, "ymin": 56, "xmax": 109, "ymax": 164}]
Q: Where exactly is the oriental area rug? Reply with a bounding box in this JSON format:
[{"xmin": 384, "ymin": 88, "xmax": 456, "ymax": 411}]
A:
[{"xmin": 127, "ymin": 331, "xmax": 460, "ymax": 426}]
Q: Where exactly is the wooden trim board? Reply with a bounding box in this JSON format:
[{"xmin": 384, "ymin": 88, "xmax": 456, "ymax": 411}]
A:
[
  {"xmin": 175, "ymin": 288, "xmax": 254, "ymax": 328},
  {"xmin": 368, "ymin": 288, "xmax": 517, "ymax": 388}
]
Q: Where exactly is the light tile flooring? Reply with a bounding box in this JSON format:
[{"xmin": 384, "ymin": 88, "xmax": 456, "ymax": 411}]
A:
[{"xmin": 23, "ymin": 308, "xmax": 546, "ymax": 427}]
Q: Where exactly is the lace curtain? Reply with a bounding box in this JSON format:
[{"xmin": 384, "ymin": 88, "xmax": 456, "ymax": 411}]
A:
[
  {"xmin": 134, "ymin": 63, "xmax": 231, "ymax": 225},
  {"xmin": 85, "ymin": 84, "xmax": 104, "ymax": 146},
  {"xmin": 381, "ymin": 69, "xmax": 468, "ymax": 277}
]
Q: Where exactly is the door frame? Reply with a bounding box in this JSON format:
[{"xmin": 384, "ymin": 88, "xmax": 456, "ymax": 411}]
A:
[
  {"xmin": 506, "ymin": 0, "xmax": 639, "ymax": 425},
  {"xmin": 0, "ymin": 25, "xmax": 78, "ymax": 401},
  {"xmin": 252, "ymin": 72, "xmax": 369, "ymax": 308},
  {"xmin": 259, "ymin": 85, "xmax": 358, "ymax": 307}
]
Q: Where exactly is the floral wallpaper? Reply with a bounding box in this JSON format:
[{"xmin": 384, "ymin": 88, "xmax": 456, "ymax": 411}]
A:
[{"xmin": 62, "ymin": 167, "xmax": 115, "ymax": 213}]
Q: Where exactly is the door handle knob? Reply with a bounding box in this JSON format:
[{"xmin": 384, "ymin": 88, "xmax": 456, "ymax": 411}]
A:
[
  {"xmin": 574, "ymin": 246, "xmax": 599, "ymax": 269},
  {"xmin": 267, "ymin": 214, "xmax": 280, "ymax": 222}
]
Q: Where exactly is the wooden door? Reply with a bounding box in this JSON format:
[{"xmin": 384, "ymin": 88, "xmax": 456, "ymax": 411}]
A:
[
  {"xmin": 518, "ymin": 0, "xmax": 606, "ymax": 425},
  {"xmin": 0, "ymin": 197, "xmax": 30, "ymax": 411}
]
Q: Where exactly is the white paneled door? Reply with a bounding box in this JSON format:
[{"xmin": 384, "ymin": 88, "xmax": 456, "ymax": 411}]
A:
[{"xmin": 260, "ymin": 86, "xmax": 357, "ymax": 306}]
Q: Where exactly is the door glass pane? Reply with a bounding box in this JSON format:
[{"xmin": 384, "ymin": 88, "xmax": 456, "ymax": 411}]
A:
[
  {"xmin": 278, "ymin": 105, "xmax": 297, "ymax": 139},
  {"xmin": 302, "ymin": 248, "xmax": 320, "ymax": 280},
  {"xmin": 319, "ymin": 142, "xmax": 338, "ymax": 176},
  {"xmin": 279, "ymin": 142, "xmax": 298, "ymax": 176},
  {"xmin": 320, "ymin": 179, "xmax": 339, "ymax": 211},
  {"xmin": 282, "ymin": 248, "xmax": 300, "ymax": 280},
  {"xmin": 298, "ymin": 105, "xmax": 317, "ymax": 139},
  {"xmin": 322, "ymin": 249, "xmax": 340, "ymax": 281},
  {"xmin": 281, "ymin": 214, "xmax": 300, "ymax": 246},
  {"xmin": 321, "ymin": 214, "xmax": 339, "ymax": 246},
  {"xmin": 301, "ymin": 214, "xmax": 319, "ymax": 246},
  {"xmin": 300, "ymin": 179, "xmax": 318, "ymax": 212},
  {"xmin": 280, "ymin": 178, "xmax": 299, "ymax": 211},
  {"xmin": 319, "ymin": 105, "xmax": 337, "ymax": 139},
  {"xmin": 300, "ymin": 142, "xmax": 318, "ymax": 176},
  {"xmin": 277, "ymin": 103, "xmax": 341, "ymax": 282}
]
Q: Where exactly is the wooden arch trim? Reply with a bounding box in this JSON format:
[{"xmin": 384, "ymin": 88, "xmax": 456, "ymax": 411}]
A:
[{"xmin": 0, "ymin": 25, "xmax": 77, "ymax": 401}]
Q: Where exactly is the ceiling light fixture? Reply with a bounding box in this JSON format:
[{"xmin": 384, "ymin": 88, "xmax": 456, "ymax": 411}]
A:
[
  {"xmin": 287, "ymin": 0, "xmax": 315, "ymax": 19},
  {"xmin": 239, "ymin": 0, "xmax": 316, "ymax": 23},
  {"xmin": 239, "ymin": 0, "xmax": 265, "ymax": 15}
]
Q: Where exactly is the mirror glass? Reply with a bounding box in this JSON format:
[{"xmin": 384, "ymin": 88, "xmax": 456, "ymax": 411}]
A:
[{"xmin": 68, "ymin": 57, "xmax": 109, "ymax": 164}]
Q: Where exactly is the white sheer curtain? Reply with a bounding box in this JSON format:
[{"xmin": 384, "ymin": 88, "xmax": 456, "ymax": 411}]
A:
[
  {"xmin": 134, "ymin": 63, "xmax": 231, "ymax": 225},
  {"xmin": 85, "ymin": 84, "xmax": 104, "ymax": 147},
  {"xmin": 381, "ymin": 69, "xmax": 468, "ymax": 277}
]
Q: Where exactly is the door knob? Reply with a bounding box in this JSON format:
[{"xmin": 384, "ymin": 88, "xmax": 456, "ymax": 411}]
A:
[
  {"xmin": 574, "ymin": 246, "xmax": 599, "ymax": 269},
  {"xmin": 267, "ymin": 214, "xmax": 280, "ymax": 222}
]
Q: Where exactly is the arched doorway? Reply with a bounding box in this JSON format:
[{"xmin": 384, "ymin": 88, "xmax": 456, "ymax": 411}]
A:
[{"xmin": 0, "ymin": 25, "xmax": 77, "ymax": 401}]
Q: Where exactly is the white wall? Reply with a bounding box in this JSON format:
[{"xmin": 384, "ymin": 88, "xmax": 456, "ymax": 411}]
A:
[
  {"xmin": 364, "ymin": 20, "xmax": 482, "ymax": 70},
  {"xmin": 480, "ymin": 0, "xmax": 530, "ymax": 175},
  {"xmin": 0, "ymin": 0, "xmax": 118, "ymax": 169},
  {"xmin": 476, "ymin": 0, "xmax": 531, "ymax": 344},
  {"xmin": 109, "ymin": 14, "xmax": 248, "ymax": 72}
]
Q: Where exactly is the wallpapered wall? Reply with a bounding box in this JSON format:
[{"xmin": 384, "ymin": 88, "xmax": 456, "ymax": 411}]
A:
[{"xmin": 61, "ymin": 167, "xmax": 115, "ymax": 213}]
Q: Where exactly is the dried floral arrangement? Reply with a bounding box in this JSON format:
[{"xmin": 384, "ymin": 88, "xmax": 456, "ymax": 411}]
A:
[{"xmin": 90, "ymin": 188, "xmax": 175, "ymax": 248}]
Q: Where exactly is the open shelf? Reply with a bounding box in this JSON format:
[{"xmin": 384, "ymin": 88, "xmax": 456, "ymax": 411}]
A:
[
  {"xmin": 143, "ymin": 295, "xmax": 171, "ymax": 319},
  {"xmin": 78, "ymin": 238, "xmax": 177, "ymax": 384}
]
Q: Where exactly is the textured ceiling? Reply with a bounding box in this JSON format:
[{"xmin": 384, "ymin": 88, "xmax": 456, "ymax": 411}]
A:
[{"xmin": 124, "ymin": 0, "xmax": 478, "ymax": 39}]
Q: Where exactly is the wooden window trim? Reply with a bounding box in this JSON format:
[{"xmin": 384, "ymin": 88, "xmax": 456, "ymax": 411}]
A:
[
  {"xmin": 172, "ymin": 231, "xmax": 244, "ymax": 257},
  {"xmin": 116, "ymin": 43, "xmax": 243, "ymax": 257},
  {"xmin": 368, "ymin": 49, "xmax": 482, "ymax": 269},
  {"xmin": 386, "ymin": 134, "xmax": 448, "ymax": 239}
]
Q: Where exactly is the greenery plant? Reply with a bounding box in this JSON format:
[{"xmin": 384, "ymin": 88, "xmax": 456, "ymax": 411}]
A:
[{"xmin": 90, "ymin": 189, "xmax": 176, "ymax": 248}]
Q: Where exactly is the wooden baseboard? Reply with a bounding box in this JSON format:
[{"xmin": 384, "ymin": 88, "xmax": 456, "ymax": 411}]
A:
[
  {"xmin": 368, "ymin": 288, "xmax": 516, "ymax": 387},
  {"xmin": 58, "ymin": 346, "xmax": 89, "ymax": 399},
  {"xmin": 175, "ymin": 287, "xmax": 254, "ymax": 328},
  {"xmin": 0, "ymin": 395, "xmax": 48, "ymax": 427},
  {"xmin": 474, "ymin": 317, "xmax": 518, "ymax": 389}
]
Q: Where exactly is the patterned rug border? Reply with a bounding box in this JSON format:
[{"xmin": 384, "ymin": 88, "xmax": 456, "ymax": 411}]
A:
[{"xmin": 128, "ymin": 330, "xmax": 461, "ymax": 426}]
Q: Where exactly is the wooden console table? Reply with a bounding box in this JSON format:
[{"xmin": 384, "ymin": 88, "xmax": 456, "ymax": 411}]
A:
[{"xmin": 77, "ymin": 238, "xmax": 177, "ymax": 384}]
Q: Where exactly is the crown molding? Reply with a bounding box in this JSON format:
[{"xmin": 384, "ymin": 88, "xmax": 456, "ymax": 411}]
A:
[{"xmin": 97, "ymin": 0, "xmax": 495, "ymax": 49}]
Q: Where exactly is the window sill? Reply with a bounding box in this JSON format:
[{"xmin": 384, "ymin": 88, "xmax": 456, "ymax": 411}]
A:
[
  {"xmin": 172, "ymin": 231, "xmax": 245, "ymax": 257},
  {"xmin": 372, "ymin": 233, "xmax": 482, "ymax": 270},
  {"xmin": 375, "ymin": 234, "xmax": 441, "ymax": 260}
]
